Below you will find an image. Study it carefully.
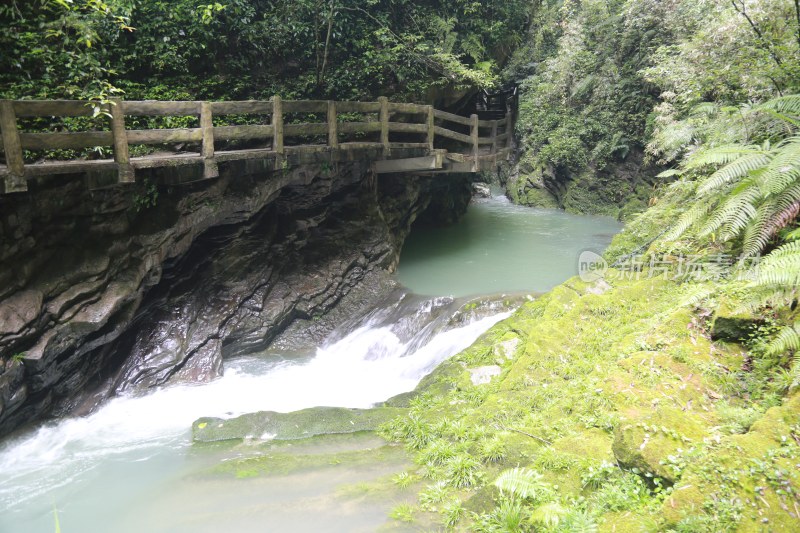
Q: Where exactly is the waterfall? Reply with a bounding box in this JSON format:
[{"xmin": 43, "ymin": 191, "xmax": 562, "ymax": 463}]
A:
[{"xmin": 0, "ymin": 292, "xmax": 511, "ymax": 524}]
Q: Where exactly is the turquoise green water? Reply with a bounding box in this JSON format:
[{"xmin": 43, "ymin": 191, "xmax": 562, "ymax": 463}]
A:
[
  {"xmin": 0, "ymin": 191, "xmax": 622, "ymax": 533},
  {"xmin": 397, "ymin": 193, "xmax": 622, "ymax": 297}
]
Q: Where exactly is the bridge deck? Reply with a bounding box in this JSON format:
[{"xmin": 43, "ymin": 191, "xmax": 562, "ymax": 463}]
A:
[{"xmin": 0, "ymin": 97, "xmax": 513, "ymax": 194}]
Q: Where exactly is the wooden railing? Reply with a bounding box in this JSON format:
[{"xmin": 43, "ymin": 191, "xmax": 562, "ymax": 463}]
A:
[{"xmin": 0, "ymin": 96, "xmax": 513, "ymax": 193}]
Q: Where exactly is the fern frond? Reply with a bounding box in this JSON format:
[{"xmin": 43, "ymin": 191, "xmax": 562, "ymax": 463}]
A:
[
  {"xmin": 494, "ymin": 468, "xmax": 550, "ymax": 500},
  {"xmin": 756, "ymin": 241, "xmax": 800, "ymax": 287},
  {"xmin": 689, "ymin": 102, "xmax": 719, "ymax": 117},
  {"xmin": 741, "ymin": 188, "xmax": 800, "ymax": 256},
  {"xmin": 679, "ymin": 284, "xmax": 718, "ymax": 307},
  {"xmin": 685, "ymin": 144, "xmax": 763, "ymax": 170},
  {"xmin": 530, "ymin": 503, "xmax": 568, "ymax": 528},
  {"xmin": 757, "ymin": 95, "xmax": 800, "ymax": 117},
  {"xmin": 766, "ymin": 322, "xmax": 800, "ymax": 356},
  {"xmin": 662, "ymin": 200, "xmax": 712, "ymax": 241},
  {"xmin": 756, "ymin": 136, "xmax": 800, "ymax": 195},
  {"xmin": 697, "ymin": 152, "xmax": 771, "ymax": 196},
  {"xmin": 701, "ymin": 184, "xmax": 759, "ymax": 238}
]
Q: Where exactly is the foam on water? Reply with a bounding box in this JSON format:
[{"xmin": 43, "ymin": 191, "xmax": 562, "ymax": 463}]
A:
[{"xmin": 0, "ymin": 304, "xmax": 509, "ymax": 517}]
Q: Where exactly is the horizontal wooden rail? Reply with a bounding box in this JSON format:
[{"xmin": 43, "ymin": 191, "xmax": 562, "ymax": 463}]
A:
[
  {"xmin": 123, "ymin": 101, "xmax": 201, "ymax": 116},
  {"xmin": 0, "ymin": 96, "xmax": 513, "ymax": 193},
  {"xmin": 433, "ymin": 109, "xmax": 472, "ymax": 127}
]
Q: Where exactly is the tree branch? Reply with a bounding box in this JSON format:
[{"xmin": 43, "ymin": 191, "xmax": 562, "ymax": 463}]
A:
[
  {"xmin": 795, "ymin": 0, "xmax": 800, "ymax": 50},
  {"xmin": 730, "ymin": 0, "xmax": 784, "ymax": 69}
]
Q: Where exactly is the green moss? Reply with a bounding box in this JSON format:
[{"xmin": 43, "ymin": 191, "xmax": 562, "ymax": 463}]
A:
[
  {"xmin": 377, "ymin": 265, "xmax": 798, "ymax": 530},
  {"xmin": 192, "ymin": 406, "xmax": 406, "ymax": 443},
  {"xmin": 204, "ymin": 443, "xmax": 407, "ymax": 479}
]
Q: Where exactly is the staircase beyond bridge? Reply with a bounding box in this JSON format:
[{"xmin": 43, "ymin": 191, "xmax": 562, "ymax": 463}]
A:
[{"xmin": 0, "ymin": 97, "xmax": 513, "ymax": 194}]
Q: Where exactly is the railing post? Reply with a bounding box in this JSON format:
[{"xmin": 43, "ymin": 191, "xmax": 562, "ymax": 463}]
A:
[
  {"xmin": 327, "ymin": 100, "xmax": 338, "ymax": 149},
  {"xmin": 471, "ymin": 113, "xmax": 479, "ymax": 171},
  {"xmin": 378, "ymin": 96, "xmax": 389, "ymax": 155},
  {"xmin": 272, "ymin": 95, "xmax": 284, "ymax": 170},
  {"xmin": 505, "ymin": 110, "xmax": 513, "ymax": 159},
  {"xmin": 200, "ymin": 101, "xmax": 218, "ymax": 179},
  {"xmin": 109, "ymin": 98, "xmax": 134, "ymax": 183},
  {"xmin": 0, "ymin": 100, "xmax": 27, "ymax": 193},
  {"xmin": 491, "ymin": 120, "xmax": 498, "ymax": 155},
  {"xmin": 426, "ymin": 105, "xmax": 435, "ymax": 151}
]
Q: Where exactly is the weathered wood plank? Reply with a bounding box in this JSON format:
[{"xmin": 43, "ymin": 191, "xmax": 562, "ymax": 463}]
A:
[
  {"xmin": 387, "ymin": 122, "xmax": 427, "ymax": 134},
  {"xmin": 506, "ymin": 111, "xmax": 513, "ymax": 149},
  {"xmin": 282, "ymin": 100, "xmax": 328, "ymax": 113},
  {"xmin": 426, "ymin": 106, "xmax": 435, "ymax": 150},
  {"xmin": 478, "ymin": 119, "xmax": 497, "ymax": 127},
  {"xmin": 19, "ymin": 131, "xmax": 113, "ymax": 150},
  {"xmin": 284, "ymin": 145, "xmax": 329, "ymax": 154},
  {"xmin": 433, "ymin": 126, "xmax": 471, "ymax": 145},
  {"xmin": 337, "ymin": 142, "xmax": 384, "ymax": 150},
  {"xmin": 13, "ymin": 100, "xmax": 99, "ymax": 117},
  {"xmin": 213, "ymin": 124, "xmax": 274, "ymax": 141},
  {"xmin": 284, "ymin": 123, "xmax": 328, "ymax": 137},
  {"xmin": 335, "ymin": 101, "xmax": 380, "ymax": 113},
  {"xmin": 491, "ymin": 119, "xmax": 498, "ymax": 154},
  {"xmin": 272, "ymin": 96, "xmax": 284, "ymax": 156},
  {"xmin": 471, "ymin": 114, "xmax": 479, "ymax": 171},
  {"xmin": 210, "ymin": 101, "xmax": 272, "ymax": 115},
  {"xmin": 495, "ymin": 132, "xmax": 509, "ymax": 142},
  {"xmin": 131, "ymin": 153, "xmax": 203, "ymax": 169},
  {"xmin": 126, "ymin": 128, "xmax": 202, "ymax": 145},
  {"xmin": 387, "ymin": 102, "xmax": 427, "ymax": 114},
  {"xmin": 478, "ymin": 137, "xmax": 496, "ymax": 146},
  {"xmin": 337, "ymin": 122, "xmax": 381, "ymax": 134},
  {"xmin": 374, "ymin": 154, "xmax": 442, "ymax": 174},
  {"xmin": 200, "ymin": 102, "xmax": 218, "ymax": 179},
  {"xmin": 0, "ymin": 100, "xmax": 27, "ymax": 192},
  {"xmin": 123, "ymin": 101, "xmax": 201, "ymax": 116},
  {"xmin": 433, "ymin": 109, "xmax": 471, "ymax": 126},
  {"xmin": 378, "ymin": 97, "xmax": 389, "ymax": 152},
  {"xmin": 215, "ymin": 148, "xmax": 276, "ymax": 162},
  {"xmin": 327, "ymin": 101, "xmax": 338, "ymax": 149},
  {"xmin": 389, "ymin": 142, "xmax": 430, "ymax": 149},
  {"xmin": 22, "ymin": 159, "xmax": 116, "ymax": 177},
  {"xmin": 109, "ymin": 98, "xmax": 134, "ymax": 183}
]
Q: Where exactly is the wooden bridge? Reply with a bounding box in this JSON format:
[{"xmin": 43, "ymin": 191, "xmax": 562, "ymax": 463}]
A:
[{"xmin": 0, "ymin": 96, "xmax": 513, "ymax": 194}]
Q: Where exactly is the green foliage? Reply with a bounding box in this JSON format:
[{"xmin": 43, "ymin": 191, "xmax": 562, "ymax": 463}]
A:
[
  {"xmin": 132, "ymin": 178, "xmax": 159, "ymax": 212},
  {"xmin": 2, "ymin": 0, "xmax": 531, "ymax": 102},
  {"xmin": 493, "ymin": 468, "xmax": 550, "ymax": 502},
  {"xmin": 389, "ymin": 502, "xmax": 416, "ymax": 523}
]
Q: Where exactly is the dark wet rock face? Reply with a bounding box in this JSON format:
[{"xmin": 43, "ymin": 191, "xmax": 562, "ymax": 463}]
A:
[{"xmin": 0, "ymin": 163, "xmax": 471, "ymax": 436}]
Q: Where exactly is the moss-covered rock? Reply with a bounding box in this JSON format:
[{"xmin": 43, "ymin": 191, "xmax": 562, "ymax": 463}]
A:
[
  {"xmin": 663, "ymin": 393, "xmax": 800, "ymax": 531},
  {"xmin": 192, "ymin": 406, "xmax": 406, "ymax": 443},
  {"xmin": 377, "ymin": 267, "xmax": 794, "ymax": 530}
]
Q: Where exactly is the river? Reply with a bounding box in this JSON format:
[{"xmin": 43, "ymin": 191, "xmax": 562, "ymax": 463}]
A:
[{"xmin": 0, "ymin": 192, "xmax": 621, "ymax": 533}]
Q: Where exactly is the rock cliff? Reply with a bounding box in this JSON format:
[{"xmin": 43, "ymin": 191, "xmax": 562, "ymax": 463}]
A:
[{"xmin": 0, "ymin": 161, "xmax": 471, "ymax": 436}]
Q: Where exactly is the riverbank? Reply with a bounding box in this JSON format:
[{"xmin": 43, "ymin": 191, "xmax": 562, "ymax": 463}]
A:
[{"xmin": 375, "ymin": 190, "xmax": 800, "ymax": 530}]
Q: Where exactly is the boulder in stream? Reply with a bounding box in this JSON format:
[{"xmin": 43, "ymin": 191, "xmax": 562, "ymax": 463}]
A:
[{"xmin": 192, "ymin": 406, "xmax": 405, "ymax": 443}]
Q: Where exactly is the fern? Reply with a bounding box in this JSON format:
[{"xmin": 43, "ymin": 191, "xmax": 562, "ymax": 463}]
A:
[
  {"xmin": 756, "ymin": 95, "xmax": 800, "ymax": 124},
  {"xmin": 756, "ymin": 241, "xmax": 800, "ymax": 287},
  {"xmin": 494, "ymin": 467, "xmax": 550, "ymax": 501},
  {"xmin": 697, "ymin": 151, "xmax": 771, "ymax": 195},
  {"xmin": 685, "ymin": 144, "xmax": 763, "ymax": 170},
  {"xmin": 664, "ymin": 96, "xmax": 800, "ymax": 257},
  {"xmin": 661, "ymin": 199, "xmax": 710, "ymax": 241},
  {"xmin": 529, "ymin": 502, "xmax": 568, "ymax": 528},
  {"xmin": 766, "ymin": 322, "xmax": 800, "ymax": 356},
  {"xmin": 700, "ymin": 182, "xmax": 759, "ymax": 238}
]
